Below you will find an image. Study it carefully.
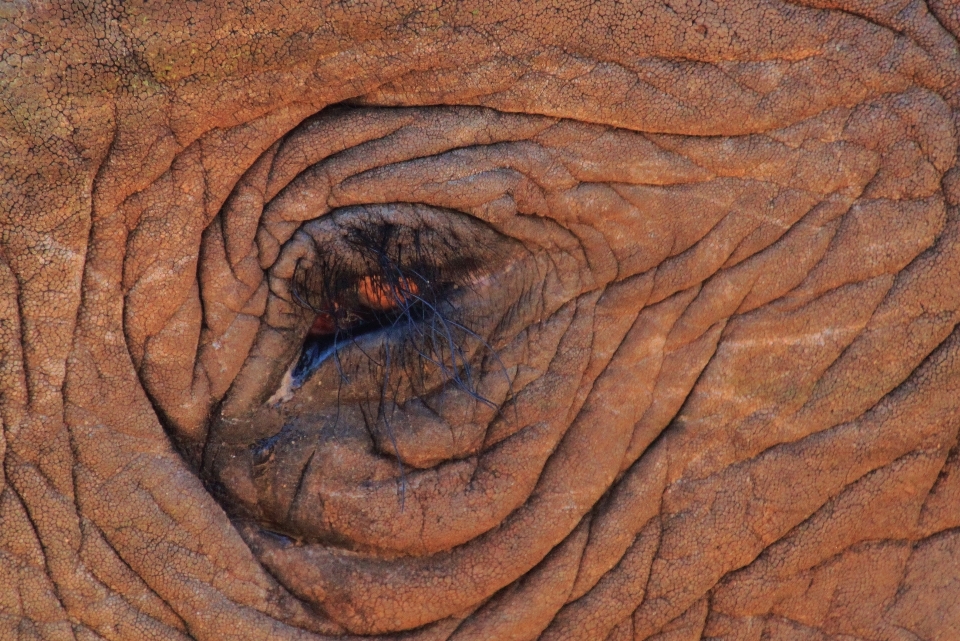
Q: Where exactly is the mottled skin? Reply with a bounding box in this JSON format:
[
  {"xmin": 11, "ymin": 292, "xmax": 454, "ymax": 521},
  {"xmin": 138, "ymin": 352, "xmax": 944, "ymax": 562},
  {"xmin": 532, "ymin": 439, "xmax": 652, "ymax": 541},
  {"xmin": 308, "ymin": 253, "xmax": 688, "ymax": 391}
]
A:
[{"xmin": 4, "ymin": 1, "xmax": 960, "ymax": 639}]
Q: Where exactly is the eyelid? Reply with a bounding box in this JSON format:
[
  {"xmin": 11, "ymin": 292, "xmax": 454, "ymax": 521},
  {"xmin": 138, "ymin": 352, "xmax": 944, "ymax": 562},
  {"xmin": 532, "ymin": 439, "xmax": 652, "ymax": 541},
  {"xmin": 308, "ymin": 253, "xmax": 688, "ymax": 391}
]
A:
[{"xmin": 254, "ymin": 107, "xmax": 556, "ymax": 269}]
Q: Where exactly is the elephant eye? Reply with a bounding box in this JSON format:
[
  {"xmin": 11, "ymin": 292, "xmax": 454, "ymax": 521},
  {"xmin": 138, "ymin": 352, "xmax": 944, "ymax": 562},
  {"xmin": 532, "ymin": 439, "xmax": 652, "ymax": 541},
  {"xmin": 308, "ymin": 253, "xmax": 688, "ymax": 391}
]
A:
[
  {"xmin": 292, "ymin": 272, "xmax": 422, "ymax": 384},
  {"xmin": 163, "ymin": 97, "xmax": 685, "ymax": 574},
  {"xmin": 279, "ymin": 208, "xmax": 506, "ymax": 399}
]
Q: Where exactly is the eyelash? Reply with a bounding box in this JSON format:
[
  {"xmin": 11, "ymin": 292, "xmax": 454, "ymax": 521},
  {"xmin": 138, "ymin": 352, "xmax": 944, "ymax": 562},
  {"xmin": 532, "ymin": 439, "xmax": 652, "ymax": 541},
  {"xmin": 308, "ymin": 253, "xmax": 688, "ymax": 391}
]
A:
[{"xmin": 287, "ymin": 219, "xmax": 493, "ymax": 403}]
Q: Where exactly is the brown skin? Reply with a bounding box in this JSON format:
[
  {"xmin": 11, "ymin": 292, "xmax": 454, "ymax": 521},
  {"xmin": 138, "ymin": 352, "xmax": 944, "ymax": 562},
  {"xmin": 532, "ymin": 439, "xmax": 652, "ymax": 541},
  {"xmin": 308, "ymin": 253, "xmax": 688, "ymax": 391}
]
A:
[{"xmin": 3, "ymin": 1, "xmax": 960, "ymax": 639}]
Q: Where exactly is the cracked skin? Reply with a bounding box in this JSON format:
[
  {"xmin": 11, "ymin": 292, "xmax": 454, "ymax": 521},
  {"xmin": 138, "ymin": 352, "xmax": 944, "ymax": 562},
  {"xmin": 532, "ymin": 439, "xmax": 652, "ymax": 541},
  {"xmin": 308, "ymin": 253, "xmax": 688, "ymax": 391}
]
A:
[{"xmin": 3, "ymin": 1, "xmax": 960, "ymax": 639}]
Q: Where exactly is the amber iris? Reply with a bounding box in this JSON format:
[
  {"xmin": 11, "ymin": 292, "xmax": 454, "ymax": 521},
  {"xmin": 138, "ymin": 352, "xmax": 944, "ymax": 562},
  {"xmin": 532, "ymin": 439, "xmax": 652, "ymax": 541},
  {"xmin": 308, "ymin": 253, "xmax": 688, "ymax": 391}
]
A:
[
  {"xmin": 357, "ymin": 275, "xmax": 419, "ymax": 311},
  {"xmin": 306, "ymin": 276, "xmax": 420, "ymax": 337}
]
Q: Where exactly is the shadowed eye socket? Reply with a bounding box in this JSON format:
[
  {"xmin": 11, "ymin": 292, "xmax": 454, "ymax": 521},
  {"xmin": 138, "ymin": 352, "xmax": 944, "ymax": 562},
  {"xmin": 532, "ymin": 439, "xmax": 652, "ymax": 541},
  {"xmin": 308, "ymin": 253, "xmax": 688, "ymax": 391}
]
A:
[{"xmin": 204, "ymin": 201, "xmax": 537, "ymax": 544}]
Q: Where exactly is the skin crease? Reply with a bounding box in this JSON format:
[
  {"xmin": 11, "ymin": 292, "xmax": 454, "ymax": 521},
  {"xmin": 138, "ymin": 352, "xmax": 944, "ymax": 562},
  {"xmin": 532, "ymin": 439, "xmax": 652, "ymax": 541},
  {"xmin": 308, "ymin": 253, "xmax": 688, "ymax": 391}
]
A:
[{"xmin": 4, "ymin": 0, "xmax": 960, "ymax": 640}]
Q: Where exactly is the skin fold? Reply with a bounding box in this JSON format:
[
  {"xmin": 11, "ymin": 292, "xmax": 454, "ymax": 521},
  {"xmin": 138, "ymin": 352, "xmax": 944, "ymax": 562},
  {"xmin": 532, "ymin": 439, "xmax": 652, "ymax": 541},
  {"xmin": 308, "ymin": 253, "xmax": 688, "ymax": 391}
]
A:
[{"xmin": 3, "ymin": 1, "xmax": 960, "ymax": 639}]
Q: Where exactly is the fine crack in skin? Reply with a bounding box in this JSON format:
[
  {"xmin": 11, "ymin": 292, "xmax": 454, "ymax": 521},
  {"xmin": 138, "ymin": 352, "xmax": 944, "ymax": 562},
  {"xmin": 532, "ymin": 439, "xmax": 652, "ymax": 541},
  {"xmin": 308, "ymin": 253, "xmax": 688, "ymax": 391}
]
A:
[{"xmin": 6, "ymin": 1, "xmax": 960, "ymax": 639}]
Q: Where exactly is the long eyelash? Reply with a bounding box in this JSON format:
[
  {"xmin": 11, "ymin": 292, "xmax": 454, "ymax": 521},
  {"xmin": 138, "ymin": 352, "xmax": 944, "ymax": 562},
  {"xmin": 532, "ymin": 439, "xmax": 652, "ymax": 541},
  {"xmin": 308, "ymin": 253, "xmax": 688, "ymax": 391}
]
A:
[{"xmin": 379, "ymin": 342, "xmax": 407, "ymax": 509}]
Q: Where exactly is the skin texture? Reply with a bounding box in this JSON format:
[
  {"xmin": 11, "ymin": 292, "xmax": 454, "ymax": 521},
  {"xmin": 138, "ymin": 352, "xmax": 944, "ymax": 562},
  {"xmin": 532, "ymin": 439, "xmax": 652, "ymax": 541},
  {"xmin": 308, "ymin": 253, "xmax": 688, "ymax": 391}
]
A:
[{"xmin": 4, "ymin": 0, "xmax": 960, "ymax": 639}]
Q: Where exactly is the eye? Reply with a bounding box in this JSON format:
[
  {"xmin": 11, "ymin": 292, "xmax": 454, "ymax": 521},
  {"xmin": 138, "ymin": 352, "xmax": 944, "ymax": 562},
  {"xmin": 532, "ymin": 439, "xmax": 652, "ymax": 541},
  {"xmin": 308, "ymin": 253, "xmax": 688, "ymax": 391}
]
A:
[
  {"xmin": 292, "ymin": 271, "xmax": 423, "ymax": 386},
  {"xmin": 278, "ymin": 206, "xmax": 511, "ymax": 398}
]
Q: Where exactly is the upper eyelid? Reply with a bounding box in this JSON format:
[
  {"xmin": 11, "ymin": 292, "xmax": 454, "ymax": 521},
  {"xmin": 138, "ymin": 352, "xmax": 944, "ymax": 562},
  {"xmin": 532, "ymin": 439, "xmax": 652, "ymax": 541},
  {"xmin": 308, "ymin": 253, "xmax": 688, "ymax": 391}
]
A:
[
  {"xmin": 262, "ymin": 107, "xmax": 558, "ymax": 204},
  {"xmin": 259, "ymin": 122, "xmax": 707, "ymax": 245}
]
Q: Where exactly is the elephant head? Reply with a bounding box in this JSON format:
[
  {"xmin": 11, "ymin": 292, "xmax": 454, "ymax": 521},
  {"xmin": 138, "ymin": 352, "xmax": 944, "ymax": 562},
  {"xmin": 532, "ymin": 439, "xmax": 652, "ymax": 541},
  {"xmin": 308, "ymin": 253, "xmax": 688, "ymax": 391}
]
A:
[{"xmin": 4, "ymin": 1, "xmax": 960, "ymax": 639}]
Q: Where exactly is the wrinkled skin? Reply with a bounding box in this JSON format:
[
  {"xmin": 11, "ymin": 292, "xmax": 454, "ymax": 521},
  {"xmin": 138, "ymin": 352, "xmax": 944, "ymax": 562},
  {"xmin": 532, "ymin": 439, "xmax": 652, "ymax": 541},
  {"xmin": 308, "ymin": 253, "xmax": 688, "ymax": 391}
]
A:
[{"xmin": 4, "ymin": 1, "xmax": 960, "ymax": 639}]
